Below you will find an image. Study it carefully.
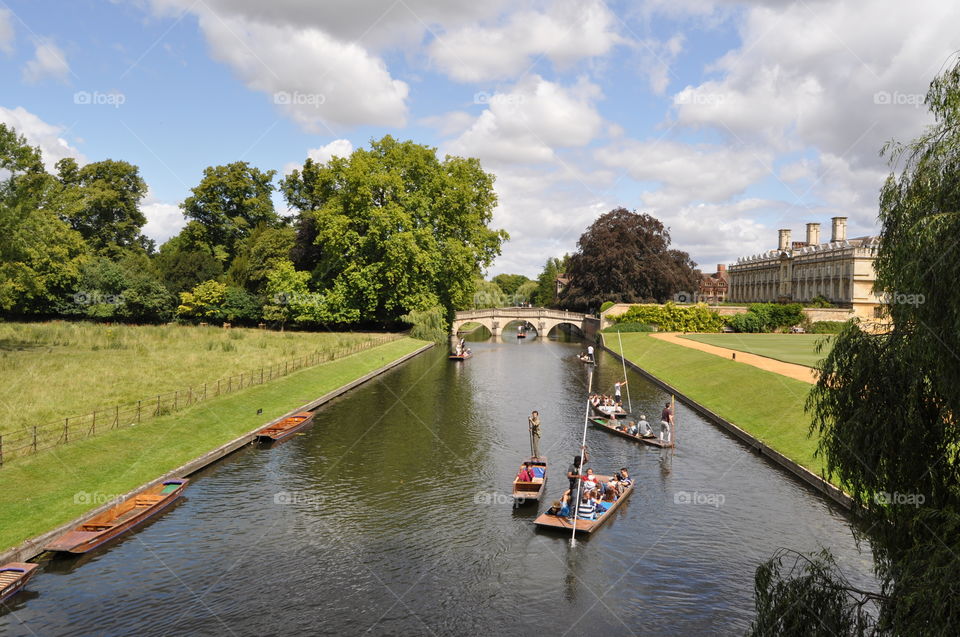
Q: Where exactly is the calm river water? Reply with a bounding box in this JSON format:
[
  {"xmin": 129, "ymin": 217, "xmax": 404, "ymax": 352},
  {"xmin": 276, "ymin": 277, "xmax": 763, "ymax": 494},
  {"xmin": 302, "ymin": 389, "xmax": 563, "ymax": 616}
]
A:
[{"xmin": 2, "ymin": 329, "xmax": 875, "ymax": 636}]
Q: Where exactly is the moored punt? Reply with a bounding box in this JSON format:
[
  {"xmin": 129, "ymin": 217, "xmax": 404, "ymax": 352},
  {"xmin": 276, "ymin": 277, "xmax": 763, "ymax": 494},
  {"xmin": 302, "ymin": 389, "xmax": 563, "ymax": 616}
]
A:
[
  {"xmin": 0, "ymin": 563, "xmax": 39, "ymax": 603},
  {"xmin": 255, "ymin": 411, "xmax": 316, "ymax": 442},
  {"xmin": 590, "ymin": 402, "xmax": 628, "ymax": 419},
  {"xmin": 533, "ymin": 477, "xmax": 635, "ymax": 535},
  {"xmin": 512, "ymin": 456, "xmax": 548, "ymax": 502},
  {"xmin": 45, "ymin": 480, "xmax": 189, "ymax": 554}
]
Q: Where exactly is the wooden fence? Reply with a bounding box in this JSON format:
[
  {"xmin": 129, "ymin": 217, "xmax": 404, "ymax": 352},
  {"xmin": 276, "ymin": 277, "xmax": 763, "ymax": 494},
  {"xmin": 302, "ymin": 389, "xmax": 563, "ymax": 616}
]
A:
[{"xmin": 0, "ymin": 334, "xmax": 402, "ymax": 465}]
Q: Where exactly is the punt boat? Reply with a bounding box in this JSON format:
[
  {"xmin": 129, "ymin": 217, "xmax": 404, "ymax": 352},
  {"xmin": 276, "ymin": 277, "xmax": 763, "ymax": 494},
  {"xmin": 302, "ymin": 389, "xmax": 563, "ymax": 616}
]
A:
[
  {"xmin": 0, "ymin": 563, "xmax": 39, "ymax": 603},
  {"xmin": 255, "ymin": 411, "xmax": 316, "ymax": 442},
  {"xmin": 533, "ymin": 477, "xmax": 635, "ymax": 535},
  {"xmin": 45, "ymin": 479, "xmax": 189, "ymax": 554},
  {"xmin": 511, "ymin": 456, "xmax": 548, "ymax": 502}
]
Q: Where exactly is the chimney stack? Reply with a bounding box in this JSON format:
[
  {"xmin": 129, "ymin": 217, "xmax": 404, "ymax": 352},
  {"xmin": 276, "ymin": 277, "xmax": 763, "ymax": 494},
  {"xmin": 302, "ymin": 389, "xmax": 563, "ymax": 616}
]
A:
[
  {"xmin": 806, "ymin": 222, "xmax": 821, "ymax": 246},
  {"xmin": 717, "ymin": 264, "xmax": 726, "ymax": 272},
  {"xmin": 831, "ymin": 216, "xmax": 847, "ymax": 242},
  {"xmin": 778, "ymin": 229, "xmax": 792, "ymax": 251}
]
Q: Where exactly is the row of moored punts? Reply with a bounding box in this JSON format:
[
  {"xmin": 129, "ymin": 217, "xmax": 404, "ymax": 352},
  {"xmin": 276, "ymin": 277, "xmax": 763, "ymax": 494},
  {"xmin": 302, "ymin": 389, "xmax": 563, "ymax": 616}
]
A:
[{"xmin": 1, "ymin": 410, "xmax": 318, "ymax": 604}]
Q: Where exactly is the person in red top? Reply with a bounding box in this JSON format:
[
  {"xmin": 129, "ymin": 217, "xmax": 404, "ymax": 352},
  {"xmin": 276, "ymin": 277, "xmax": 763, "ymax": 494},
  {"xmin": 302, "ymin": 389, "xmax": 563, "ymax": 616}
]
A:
[
  {"xmin": 517, "ymin": 463, "xmax": 535, "ymax": 482},
  {"xmin": 660, "ymin": 401, "xmax": 673, "ymax": 443}
]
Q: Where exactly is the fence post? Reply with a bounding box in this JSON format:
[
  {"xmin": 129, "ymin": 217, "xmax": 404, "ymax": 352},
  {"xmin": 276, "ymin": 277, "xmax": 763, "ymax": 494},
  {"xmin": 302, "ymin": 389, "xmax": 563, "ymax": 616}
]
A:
[
  {"xmin": 0, "ymin": 435, "xmax": 3, "ymax": 466},
  {"xmin": 66, "ymin": 417, "xmax": 70, "ymax": 442},
  {"xmin": 114, "ymin": 405, "xmax": 119, "ymax": 428},
  {"xmin": 156, "ymin": 395, "xmax": 161, "ymax": 416},
  {"xmin": 33, "ymin": 426, "xmax": 37, "ymax": 453},
  {"xmin": 228, "ymin": 377, "xmax": 232, "ymax": 392},
  {"xmin": 174, "ymin": 390, "xmax": 178, "ymax": 411},
  {"xmin": 260, "ymin": 367, "xmax": 264, "ymax": 384},
  {"xmin": 188, "ymin": 387, "xmax": 192, "ymax": 405},
  {"xmin": 285, "ymin": 361, "xmax": 288, "ymax": 375},
  {"xmin": 240, "ymin": 373, "xmax": 243, "ymax": 388},
  {"xmin": 204, "ymin": 383, "xmax": 207, "ymax": 400},
  {"xmin": 137, "ymin": 400, "xmax": 141, "ymax": 424},
  {"xmin": 217, "ymin": 379, "xmax": 221, "ymax": 396}
]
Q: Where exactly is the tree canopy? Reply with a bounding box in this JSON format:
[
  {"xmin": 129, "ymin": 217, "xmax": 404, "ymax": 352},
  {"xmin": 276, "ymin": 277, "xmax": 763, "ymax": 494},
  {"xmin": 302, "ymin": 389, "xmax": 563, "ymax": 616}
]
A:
[
  {"xmin": 559, "ymin": 208, "xmax": 699, "ymax": 311},
  {"xmin": 750, "ymin": 59, "xmax": 960, "ymax": 635}
]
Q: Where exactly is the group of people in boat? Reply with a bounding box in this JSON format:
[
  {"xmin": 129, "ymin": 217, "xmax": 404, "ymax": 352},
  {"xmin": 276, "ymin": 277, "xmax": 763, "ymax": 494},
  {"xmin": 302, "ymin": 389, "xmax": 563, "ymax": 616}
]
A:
[
  {"xmin": 453, "ymin": 337, "xmax": 471, "ymax": 357},
  {"xmin": 547, "ymin": 451, "xmax": 633, "ymax": 521},
  {"xmin": 611, "ymin": 416, "xmax": 655, "ymax": 438},
  {"xmin": 578, "ymin": 344, "xmax": 595, "ymax": 363}
]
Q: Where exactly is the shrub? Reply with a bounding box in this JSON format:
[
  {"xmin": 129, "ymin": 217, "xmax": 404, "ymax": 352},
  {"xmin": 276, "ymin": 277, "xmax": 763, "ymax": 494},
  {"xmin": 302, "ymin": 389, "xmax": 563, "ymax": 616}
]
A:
[
  {"xmin": 608, "ymin": 302, "xmax": 725, "ymax": 332},
  {"xmin": 728, "ymin": 312, "xmax": 765, "ymax": 333},
  {"xmin": 743, "ymin": 303, "xmax": 804, "ymax": 332},
  {"xmin": 599, "ymin": 301, "xmax": 615, "ymax": 313},
  {"xmin": 808, "ymin": 295, "xmax": 833, "ymax": 308},
  {"xmin": 400, "ymin": 307, "xmax": 449, "ymax": 343},
  {"xmin": 810, "ymin": 320, "xmax": 849, "ymax": 334},
  {"xmin": 602, "ymin": 322, "xmax": 655, "ymax": 333}
]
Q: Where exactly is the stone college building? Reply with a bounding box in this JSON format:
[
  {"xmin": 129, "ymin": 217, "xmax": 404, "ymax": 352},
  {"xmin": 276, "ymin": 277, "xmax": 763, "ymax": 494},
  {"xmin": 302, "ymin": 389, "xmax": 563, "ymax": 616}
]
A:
[{"xmin": 727, "ymin": 217, "xmax": 883, "ymax": 319}]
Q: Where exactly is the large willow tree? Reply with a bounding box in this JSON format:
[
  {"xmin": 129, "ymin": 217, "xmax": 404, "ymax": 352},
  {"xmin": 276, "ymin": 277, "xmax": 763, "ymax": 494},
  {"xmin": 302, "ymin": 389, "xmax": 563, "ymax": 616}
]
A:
[
  {"xmin": 750, "ymin": 60, "xmax": 960, "ymax": 635},
  {"xmin": 281, "ymin": 136, "xmax": 507, "ymax": 324}
]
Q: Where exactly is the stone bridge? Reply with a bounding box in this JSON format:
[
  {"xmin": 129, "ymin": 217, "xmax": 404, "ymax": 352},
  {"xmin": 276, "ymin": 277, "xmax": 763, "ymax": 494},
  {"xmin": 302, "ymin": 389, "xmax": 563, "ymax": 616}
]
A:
[{"xmin": 453, "ymin": 307, "xmax": 600, "ymax": 340}]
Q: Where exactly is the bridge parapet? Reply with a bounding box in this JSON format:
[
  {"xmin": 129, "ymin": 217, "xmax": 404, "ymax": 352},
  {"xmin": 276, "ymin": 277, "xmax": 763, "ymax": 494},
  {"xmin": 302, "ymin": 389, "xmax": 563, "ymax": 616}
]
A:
[{"xmin": 453, "ymin": 307, "xmax": 599, "ymax": 340}]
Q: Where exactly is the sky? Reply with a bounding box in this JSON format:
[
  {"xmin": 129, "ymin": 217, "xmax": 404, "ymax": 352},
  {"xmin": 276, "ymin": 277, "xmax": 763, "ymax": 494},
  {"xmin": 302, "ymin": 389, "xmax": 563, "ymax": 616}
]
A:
[{"xmin": 0, "ymin": 0, "xmax": 957, "ymax": 277}]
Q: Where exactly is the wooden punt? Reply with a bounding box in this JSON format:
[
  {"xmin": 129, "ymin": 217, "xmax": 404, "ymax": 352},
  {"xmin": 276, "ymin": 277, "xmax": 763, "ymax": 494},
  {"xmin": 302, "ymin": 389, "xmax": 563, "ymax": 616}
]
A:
[
  {"xmin": 591, "ymin": 417, "xmax": 674, "ymax": 448},
  {"xmin": 577, "ymin": 354, "xmax": 595, "ymax": 364},
  {"xmin": 590, "ymin": 402, "xmax": 628, "ymax": 419},
  {"xmin": 255, "ymin": 411, "xmax": 315, "ymax": 442},
  {"xmin": 45, "ymin": 479, "xmax": 189, "ymax": 554},
  {"xmin": 533, "ymin": 477, "xmax": 635, "ymax": 535},
  {"xmin": 449, "ymin": 352, "xmax": 472, "ymax": 360},
  {"xmin": 512, "ymin": 456, "xmax": 548, "ymax": 502},
  {"xmin": 0, "ymin": 563, "xmax": 39, "ymax": 603}
]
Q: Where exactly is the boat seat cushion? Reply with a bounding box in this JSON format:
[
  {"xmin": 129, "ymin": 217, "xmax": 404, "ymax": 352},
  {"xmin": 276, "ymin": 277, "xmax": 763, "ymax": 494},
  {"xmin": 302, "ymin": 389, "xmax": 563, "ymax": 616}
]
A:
[{"xmin": 532, "ymin": 467, "xmax": 545, "ymax": 478}]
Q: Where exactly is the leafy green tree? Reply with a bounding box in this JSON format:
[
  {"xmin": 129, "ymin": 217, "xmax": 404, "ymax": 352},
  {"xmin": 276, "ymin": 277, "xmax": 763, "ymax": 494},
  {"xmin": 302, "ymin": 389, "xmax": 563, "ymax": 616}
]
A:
[
  {"xmin": 492, "ymin": 273, "xmax": 530, "ymax": 297},
  {"xmin": 226, "ymin": 224, "xmax": 295, "ymax": 293},
  {"xmin": 533, "ymin": 255, "xmax": 569, "ymax": 307},
  {"xmin": 154, "ymin": 221, "xmax": 224, "ymax": 294},
  {"xmin": 221, "ymin": 286, "xmax": 261, "ymax": 324},
  {"xmin": 181, "ymin": 162, "xmax": 278, "ymax": 258},
  {"xmin": 472, "ymin": 278, "xmax": 506, "ymax": 308},
  {"xmin": 280, "ymin": 136, "xmax": 506, "ymax": 323},
  {"xmin": 261, "ymin": 259, "xmax": 313, "ymax": 329},
  {"xmin": 176, "ymin": 280, "xmax": 228, "ymax": 322},
  {"xmin": 515, "ymin": 280, "xmax": 538, "ymax": 305},
  {"xmin": 0, "ymin": 124, "xmax": 87, "ymax": 314},
  {"xmin": 56, "ymin": 158, "xmax": 148, "ymax": 252},
  {"xmin": 400, "ymin": 306, "xmax": 448, "ymax": 342},
  {"xmin": 750, "ymin": 60, "xmax": 960, "ymax": 635},
  {"xmin": 560, "ymin": 208, "xmax": 700, "ymax": 311}
]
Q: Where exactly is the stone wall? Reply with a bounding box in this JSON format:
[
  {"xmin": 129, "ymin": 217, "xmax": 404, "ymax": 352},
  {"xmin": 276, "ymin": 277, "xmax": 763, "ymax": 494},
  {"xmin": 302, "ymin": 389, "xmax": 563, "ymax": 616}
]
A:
[{"xmin": 601, "ymin": 302, "xmax": 855, "ymax": 328}]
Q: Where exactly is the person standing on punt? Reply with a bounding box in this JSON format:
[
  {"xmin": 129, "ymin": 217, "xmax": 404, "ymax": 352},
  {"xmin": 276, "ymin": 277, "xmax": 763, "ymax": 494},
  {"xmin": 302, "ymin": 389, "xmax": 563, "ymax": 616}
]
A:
[
  {"xmin": 528, "ymin": 410, "xmax": 542, "ymax": 460},
  {"xmin": 660, "ymin": 401, "xmax": 673, "ymax": 444},
  {"xmin": 614, "ymin": 380, "xmax": 627, "ymax": 406},
  {"xmin": 586, "ymin": 344, "xmax": 595, "ymax": 362}
]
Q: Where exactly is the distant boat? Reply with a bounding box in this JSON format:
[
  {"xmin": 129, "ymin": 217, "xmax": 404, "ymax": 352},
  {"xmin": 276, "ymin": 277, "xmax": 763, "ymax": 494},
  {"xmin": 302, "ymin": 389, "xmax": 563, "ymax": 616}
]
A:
[
  {"xmin": 255, "ymin": 411, "xmax": 316, "ymax": 442},
  {"xmin": 533, "ymin": 476, "xmax": 635, "ymax": 535},
  {"xmin": 577, "ymin": 353, "xmax": 595, "ymax": 364},
  {"xmin": 449, "ymin": 351, "xmax": 472, "ymax": 360},
  {"xmin": 45, "ymin": 480, "xmax": 188, "ymax": 554},
  {"xmin": 0, "ymin": 562, "xmax": 39, "ymax": 603},
  {"xmin": 590, "ymin": 402, "xmax": 628, "ymax": 419},
  {"xmin": 512, "ymin": 456, "xmax": 547, "ymax": 503},
  {"xmin": 517, "ymin": 327, "xmax": 526, "ymax": 339}
]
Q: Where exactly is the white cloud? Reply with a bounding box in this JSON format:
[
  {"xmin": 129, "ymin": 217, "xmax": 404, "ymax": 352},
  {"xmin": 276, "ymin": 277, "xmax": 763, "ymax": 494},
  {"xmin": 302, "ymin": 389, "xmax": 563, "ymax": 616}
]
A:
[
  {"xmin": 429, "ymin": 0, "xmax": 622, "ymax": 82},
  {"xmin": 447, "ymin": 75, "xmax": 604, "ymax": 165},
  {"xmin": 598, "ymin": 139, "xmax": 775, "ymax": 208},
  {"xmin": 142, "ymin": 197, "xmax": 185, "ymax": 245},
  {"xmin": 0, "ymin": 106, "xmax": 85, "ymax": 170},
  {"xmin": 282, "ymin": 138, "xmax": 353, "ymax": 174},
  {"xmin": 0, "ymin": 9, "xmax": 14, "ymax": 55},
  {"xmin": 419, "ymin": 110, "xmax": 474, "ymax": 137},
  {"xmin": 22, "ymin": 37, "xmax": 70, "ymax": 84}
]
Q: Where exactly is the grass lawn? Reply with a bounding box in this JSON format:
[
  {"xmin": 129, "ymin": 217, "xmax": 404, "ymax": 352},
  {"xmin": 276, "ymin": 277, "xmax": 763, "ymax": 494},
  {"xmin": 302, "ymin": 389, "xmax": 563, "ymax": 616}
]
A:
[
  {"xmin": 617, "ymin": 333, "xmax": 827, "ymax": 479},
  {"xmin": 0, "ymin": 322, "xmax": 397, "ymax": 435},
  {"xmin": 0, "ymin": 337, "xmax": 426, "ymax": 551},
  {"xmin": 679, "ymin": 333, "xmax": 835, "ymax": 368}
]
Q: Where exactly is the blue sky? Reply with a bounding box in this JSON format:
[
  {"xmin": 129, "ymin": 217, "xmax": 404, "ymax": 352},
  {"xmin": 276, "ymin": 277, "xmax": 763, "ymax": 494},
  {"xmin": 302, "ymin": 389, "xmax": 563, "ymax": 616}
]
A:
[{"xmin": 1, "ymin": 0, "xmax": 955, "ymax": 276}]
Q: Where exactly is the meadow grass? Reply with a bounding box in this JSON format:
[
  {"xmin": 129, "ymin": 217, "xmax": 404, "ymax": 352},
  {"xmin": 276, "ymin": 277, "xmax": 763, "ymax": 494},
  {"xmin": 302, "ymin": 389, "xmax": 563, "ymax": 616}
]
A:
[
  {"xmin": 617, "ymin": 333, "xmax": 826, "ymax": 478},
  {"xmin": 0, "ymin": 337, "xmax": 427, "ymax": 551},
  {"xmin": 679, "ymin": 333, "xmax": 835, "ymax": 368},
  {"xmin": 0, "ymin": 322, "xmax": 395, "ymax": 435}
]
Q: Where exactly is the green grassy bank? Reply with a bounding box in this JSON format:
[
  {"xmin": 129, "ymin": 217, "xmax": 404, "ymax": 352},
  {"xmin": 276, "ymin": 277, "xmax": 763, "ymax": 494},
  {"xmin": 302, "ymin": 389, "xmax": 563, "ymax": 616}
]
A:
[
  {"xmin": 0, "ymin": 322, "xmax": 396, "ymax": 435},
  {"xmin": 615, "ymin": 333, "xmax": 825, "ymax": 478},
  {"xmin": 678, "ymin": 333, "xmax": 834, "ymax": 368},
  {"xmin": 0, "ymin": 337, "xmax": 426, "ymax": 551}
]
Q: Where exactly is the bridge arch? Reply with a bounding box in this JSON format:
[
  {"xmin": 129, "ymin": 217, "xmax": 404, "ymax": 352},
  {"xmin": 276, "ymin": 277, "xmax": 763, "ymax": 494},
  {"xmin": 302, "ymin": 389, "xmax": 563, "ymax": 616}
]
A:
[{"xmin": 453, "ymin": 308, "xmax": 599, "ymax": 341}]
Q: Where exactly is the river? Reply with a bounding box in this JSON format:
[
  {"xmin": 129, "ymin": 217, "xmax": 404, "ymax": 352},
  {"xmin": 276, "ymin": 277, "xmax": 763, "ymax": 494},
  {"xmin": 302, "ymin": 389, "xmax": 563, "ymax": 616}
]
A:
[{"xmin": 1, "ymin": 329, "xmax": 876, "ymax": 636}]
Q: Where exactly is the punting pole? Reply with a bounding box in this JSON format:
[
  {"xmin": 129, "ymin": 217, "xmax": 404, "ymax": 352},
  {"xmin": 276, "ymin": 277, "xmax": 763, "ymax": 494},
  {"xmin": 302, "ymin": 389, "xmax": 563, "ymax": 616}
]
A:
[
  {"xmin": 672, "ymin": 394, "xmax": 677, "ymax": 450},
  {"xmin": 571, "ymin": 368, "xmax": 594, "ymax": 546},
  {"xmin": 617, "ymin": 330, "xmax": 632, "ymax": 413}
]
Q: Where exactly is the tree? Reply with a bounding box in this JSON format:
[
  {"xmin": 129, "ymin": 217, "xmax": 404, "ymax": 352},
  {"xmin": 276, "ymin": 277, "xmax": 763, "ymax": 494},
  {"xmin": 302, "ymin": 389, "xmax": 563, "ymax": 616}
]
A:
[
  {"xmin": 533, "ymin": 255, "xmax": 569, "ymax": 307},
  {"xmin": 261, "ymin": 259, "xmax": 313, "ymax": 329},
  {"xmin": 154, "ymin": 221, "xmax": 224, "ymax": 294},
  {"xmin": 515, "ymin": 280, "xmax": 538, "ymax": 305},
  {"xmin": 472, "ymin": 278, "xmax": 506, "ymax": 308},
  {"xmin": 750, "ymin": 60, "xmax": 960, "ymax": 635},
  {"xmin": 181, "ymin": 162, "xmax": 278, "ymax": 258},
  {"xmin": 492, "ymin": 273, "xmax": 530, "ymax": 297},
  {"xmin": 0, "ymin": 124, "xmax": 86, "ymax": 314},
  {"xmin": 280, "ymin": 136, "xmax": 507, "ymax": 323},
  {"xmin": 559, "ymin": 208, "xmax": 699, "ymax": 311},
  {"xmin": 226, "ymin": 224, "xmax": 295, "ymax": 293},
  {"xmin": 176, "ymin": 280, "xmax": 228, "ymax": 322},
  {"xmin": 57, "ymin": 158, "xmax": 148, "ymax": 252}
]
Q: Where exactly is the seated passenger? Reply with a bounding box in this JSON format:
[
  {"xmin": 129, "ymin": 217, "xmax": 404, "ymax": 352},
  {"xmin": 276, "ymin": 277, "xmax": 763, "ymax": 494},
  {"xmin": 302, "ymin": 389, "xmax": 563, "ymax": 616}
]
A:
[
  {"xmin": 577, "ymin": 492, "xmax": 597, "ymax": 520},
  {"xmin": 626, "ymin": 420, "xmax": 638, "ymax": 435},
  {"xmin": 614, "ymin": 467, "xmax": 632, "ymax": 486},
  {"xmin": 581, "ymin": 468, "xmax": 599, "ymax": 493},
  {"xmin": 517, "ymin": 463, "xmax": 534, "ymax": 482}
]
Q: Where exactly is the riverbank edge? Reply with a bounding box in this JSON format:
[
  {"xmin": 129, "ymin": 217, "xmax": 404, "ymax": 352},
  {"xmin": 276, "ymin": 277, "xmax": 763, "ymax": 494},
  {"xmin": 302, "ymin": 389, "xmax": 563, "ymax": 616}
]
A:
[
  {"xmin": 1, "ymin": 341, "xmax": 435, "ymax": 565},
  {"xmin": 599, "ymin": 336, "xmax": 853, "ymax": 510}
]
